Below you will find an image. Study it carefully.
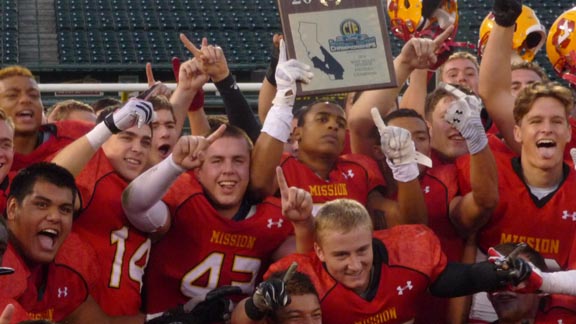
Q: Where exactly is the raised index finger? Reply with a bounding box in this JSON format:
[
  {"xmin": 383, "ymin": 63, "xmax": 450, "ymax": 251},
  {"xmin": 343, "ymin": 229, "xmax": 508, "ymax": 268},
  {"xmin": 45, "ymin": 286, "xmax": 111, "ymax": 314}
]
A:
[
  {"xmin": 432, "ymin": 24, "xmax": 454, "ymax": 49},
  {"xmin": 206, "ymin": 124, "xmax": 227, "ymax": 144},
  {"xmin": 276, "ymin": 166, "xmax": 290, "ymax": 197},
  {"xmin": 370, "ymin": 107, "xmax": 387, "ymax": 136},
  {"xmin": 180, "ymin": 33, "xmax": 203, "ymax": 58},
  {"xmin": 145, "ymin": 62, "xmax": 156, "ymax": 87}
]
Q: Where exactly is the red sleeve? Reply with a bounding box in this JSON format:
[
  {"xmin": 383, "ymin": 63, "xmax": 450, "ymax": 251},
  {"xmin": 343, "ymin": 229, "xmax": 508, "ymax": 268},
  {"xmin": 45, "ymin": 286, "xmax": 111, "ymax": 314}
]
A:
[
  {"xmin": 56, "ymin": 233, "xmax": 102, "ymax": 293},
  {"xmin": 376, "ymin": 225, "xmax": 447, "ymax": 283},
  {"xmin": 0, "ymin": 246, "xmax": 29, "ymax": 299},
  {"xmin": 342, "ymin": 153, "xmax": 386, "ymax": 192}
]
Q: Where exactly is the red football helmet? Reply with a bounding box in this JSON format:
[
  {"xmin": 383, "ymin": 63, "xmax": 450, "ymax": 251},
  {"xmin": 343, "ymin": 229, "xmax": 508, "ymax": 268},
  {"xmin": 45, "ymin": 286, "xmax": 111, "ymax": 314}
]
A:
[{"xmin": 387, "ymin": 0, "xmax": 467, "ymax": 69}]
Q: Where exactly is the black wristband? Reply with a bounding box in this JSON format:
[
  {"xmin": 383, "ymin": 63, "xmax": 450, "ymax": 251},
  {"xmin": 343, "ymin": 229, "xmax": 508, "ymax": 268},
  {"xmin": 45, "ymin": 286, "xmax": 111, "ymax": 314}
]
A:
[
  {"xmin": 214, "ymin": 73, "xmax": 236, "ymax": 91},
  {"xmin": 245, "ymin": 298, "xmax": 266, "ymax": 321},
  {"xmin": 104, "ymin": 112, "xmax": 121, "ymax": 134}
]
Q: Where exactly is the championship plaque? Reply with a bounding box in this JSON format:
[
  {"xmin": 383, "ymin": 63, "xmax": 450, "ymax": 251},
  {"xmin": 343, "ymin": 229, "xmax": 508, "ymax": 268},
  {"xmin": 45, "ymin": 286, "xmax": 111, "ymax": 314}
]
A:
[{"xmin": 277, "ymin": 0, "xmax": 397, "ymax": 96}]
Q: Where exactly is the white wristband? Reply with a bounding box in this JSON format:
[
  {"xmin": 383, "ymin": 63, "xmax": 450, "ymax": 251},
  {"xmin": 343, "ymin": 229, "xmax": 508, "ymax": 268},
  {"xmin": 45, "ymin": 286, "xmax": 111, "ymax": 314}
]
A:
[
  {"xmin": 540, "ymin": 271, "xmax": 576, "ymax": 295},
  {"xmin": 85, "ymin": 122, "xmax": 113, "ymax": 150},
  {"xmin": 261, "ymin": 104, "xmax": 293, "ymax": 143},
  {"xmin": 387, "ymin": 160, "xmax": 419, "ymax": 183}
]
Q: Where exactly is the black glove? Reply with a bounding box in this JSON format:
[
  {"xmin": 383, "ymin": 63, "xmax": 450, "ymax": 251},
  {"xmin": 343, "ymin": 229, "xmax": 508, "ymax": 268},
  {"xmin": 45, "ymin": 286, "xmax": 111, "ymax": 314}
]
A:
[
  {"xmin": 244, "ymin": 278, "xmax": 290, "ymax": 320},
  {"xmin": 146, "ymin": 286, "xmax": 242, "ymax": 324},
  {"xmin": 488, "ymin": 245, "xmax": 533, "ymax": 286},
  {"xmin": 492, "ymin": 0, "xmax": 522, "ymax": 27}
]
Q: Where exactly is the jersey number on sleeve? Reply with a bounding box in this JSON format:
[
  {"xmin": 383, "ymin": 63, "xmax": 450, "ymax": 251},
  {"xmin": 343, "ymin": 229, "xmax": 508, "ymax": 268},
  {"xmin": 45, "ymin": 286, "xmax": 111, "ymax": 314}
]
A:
[
  {"xmin": 180, "ymin": 252, "xmax": 262, "ymax": 297},
  {"xmin": 109, "ymin": 226, "xmax": 152, "ymax": 291}
]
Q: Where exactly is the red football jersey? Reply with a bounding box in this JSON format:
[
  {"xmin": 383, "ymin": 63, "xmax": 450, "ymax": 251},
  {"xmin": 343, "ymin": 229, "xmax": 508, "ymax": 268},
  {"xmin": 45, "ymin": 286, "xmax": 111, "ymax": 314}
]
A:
[
  {"xmin": 73, "ymin": 149, "xmax": 151, "ymax": 316},
  {"xmin": 144, "ymin": 172, "xmax": 294, "ymax": 314},
  {"xmin": 0, "ymin": 298, "xmax": 29, "ymax": 323},
  {"xmin": 535, "ymin": 294, "xmax": 576, "ymax": 323},
  {"xmin": 280, "ymin": 153, "xmax": 385, "ymax": 213},
  {"xmin": 0, "ymin": 233, "xmax": 99, "ymax": 322},
  {"xmin": 414, "ymin": 164, "xmax": 463, "ymax": 324},
  {"xmin": 11, "ymin": 120, "xmax": 92, "ymax": 172},
  {"xmin": 267, "ymin": 225, "xmax": 447, "ymax": 324},
  {"xmin": 478, "ymin": 155, "xmax": 576, "ymax": 271}
]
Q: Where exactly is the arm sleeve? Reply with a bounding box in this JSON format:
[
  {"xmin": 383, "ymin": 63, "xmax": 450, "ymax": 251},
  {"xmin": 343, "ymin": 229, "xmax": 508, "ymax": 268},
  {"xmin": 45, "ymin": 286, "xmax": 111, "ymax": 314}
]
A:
[
  {"xmin": 429, "ymin": 261, "xmax": 505, "ymax": 297},
  {"xmin": 540, "ymin": 270, "xmax": 576, "ymax": 295},
  {"xmin": 121, "ymin": 155, "xmax": 183, "ymax": 232},
  {"xmin": 215, "ymin": 73, "xmax": 261, "ymax": 143}
]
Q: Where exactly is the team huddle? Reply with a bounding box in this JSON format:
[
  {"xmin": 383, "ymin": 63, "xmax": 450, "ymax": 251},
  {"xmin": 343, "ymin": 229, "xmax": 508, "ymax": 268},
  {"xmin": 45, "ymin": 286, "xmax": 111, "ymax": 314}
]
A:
[{"xmin": 1, "ymin": 0, "xmax": 576, "ymax": 323}]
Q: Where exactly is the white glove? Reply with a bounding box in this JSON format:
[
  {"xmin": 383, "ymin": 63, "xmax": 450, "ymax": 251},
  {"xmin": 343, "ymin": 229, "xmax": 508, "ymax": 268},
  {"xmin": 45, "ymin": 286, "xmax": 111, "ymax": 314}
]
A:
[
  {"xmin": 272, "ymin": 39, "xmax": 314, "ymax": 107},
  {"xmin": 262, "ymin": 40, "xmax": 313, "ymax": 142},
  {"xmin": 371, "ymin": 108, "xmax": 432, "ymax": 182},
  {"xmin": 104, "ymin": 98, "xmax": 155, "ymax": 132},
  {"xmin": 441, "ymin": 83, "xmax": 488, "ymax": 155},
  {"xmin": 87, "ymin": 98, "xmax": 155, "ymax": 149},
  {"xmin": 570, "ymin": 148, "xmax": 576, "ymax": 169},
  {"xmin": 371, "ymin": 109, "xmax": 420, "ymax": 181}
]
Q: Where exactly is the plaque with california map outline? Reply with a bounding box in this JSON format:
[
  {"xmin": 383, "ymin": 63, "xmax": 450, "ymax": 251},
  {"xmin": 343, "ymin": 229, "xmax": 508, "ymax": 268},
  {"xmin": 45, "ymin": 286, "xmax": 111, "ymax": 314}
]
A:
[{"xmin": 277, "ymin": 0, "xmax": 397, "ymax": 96}]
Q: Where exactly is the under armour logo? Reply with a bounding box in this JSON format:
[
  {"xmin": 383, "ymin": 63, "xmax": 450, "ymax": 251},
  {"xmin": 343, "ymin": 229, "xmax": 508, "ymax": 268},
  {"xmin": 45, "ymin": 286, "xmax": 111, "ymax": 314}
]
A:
[
  {"xmin": 58, "ymin": 287, "xmax": 68, "ymax": 298},
  {"xmin": 267, "ymin": 218, "xmax": 284, "ymax": 229},
  {"xmin": 396, "ymin": 281, "xmax": 413, "ymax": 295},
  {"xmin": 343, "ymin": 169, "xmax": 354, "ymax": 179},
  {"xmin": 561, "ymin": 210, "xmax": 576, "ymax": 221},
  {"xmin": 423, "ymin": 186, "xmax": 430, "ymax": 194}
]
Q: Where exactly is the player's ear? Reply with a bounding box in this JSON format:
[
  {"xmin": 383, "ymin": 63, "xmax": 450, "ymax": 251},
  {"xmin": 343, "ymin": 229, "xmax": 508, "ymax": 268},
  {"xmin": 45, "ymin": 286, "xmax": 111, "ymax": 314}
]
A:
[
  {"xmin": 513, "ymin": 124, "xmax": 522, "ymax": 144},
  {"xmin": 6, "ymin": 197, "xmax": 18, "ymax": 221},
  {"xmin": 292, "ymin": 127, "xmax": 302, "ymax": 142},
  {"xmin": 314, "ymin": 242, "xmax": 325, "ymax": 262}
]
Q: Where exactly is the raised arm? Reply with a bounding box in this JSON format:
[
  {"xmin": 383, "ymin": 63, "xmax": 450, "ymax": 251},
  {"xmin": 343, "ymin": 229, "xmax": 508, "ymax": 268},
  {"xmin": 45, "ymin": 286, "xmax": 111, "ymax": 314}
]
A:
[
  {"xmin": 442, "ymin": 84, "xmax": 499, "ymax": 234},
  {"xmin": 175, "ymin": 35, "xmax": 214, "ymax": 135},
  {"xmin": 52, "ymin": 99, "xmax": 154, "ymax": 176},
  {"xmin": 258, "ymin": 34, "xmax": 282, "ymax": 123},
  {"xmin": 478, "ymin": 0, "xmax": 522, "ymax": 154},
  {"xmin": 182, "ymin": 36, "xmax": 261, "ymax": 142},
  {"xmin": 122, "ymin": 125, "xmax": 227, "ymax": 237},
  {"xmin": 250, "ymin": 40, "xmax": 313, "ymax": 199},
  {"xmin": 399, "ymin": 69, "xmax": 429, "ymax": 115},
  {"xmin": 349, "ymin": 26, "xmax": 454, "ymax": 156},
  {"xmin": 370, "ymin": 109, "xmax": 431, "ymax": 226}
]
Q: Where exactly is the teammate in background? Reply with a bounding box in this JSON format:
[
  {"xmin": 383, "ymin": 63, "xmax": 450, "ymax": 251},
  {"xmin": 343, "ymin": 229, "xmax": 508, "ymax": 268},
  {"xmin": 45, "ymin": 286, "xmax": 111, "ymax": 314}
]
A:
[
  {"xmin": 0, "ymin": 66, "xmax": 93, "ymax": 171},
  {"xmin": 51, "ymin": 95, "xmax": 155, "ymax": 318},
  {"xmin": 251, "ymin": 36, "xmax": 436, "ymax": 228},
  {"xmin": 0, "ymin": 110, "xmax": 14, "ymax": 211},
  {"xmin": 488, "ymin": 243, "xmax": 548, "ymax": 324},
  {"xmin": 381, "ymin": 92, "xmax": 498, "ymax": 323},
  {"xmin": 46, "ymin": 99, "xmax": 97, "ymax": 124},
  {"xmin": 440, "ymin": 52, "xmax": 480, "ymax": 94},
  {"xmin": 91, "ymin": 97, "xmax": 122, "ymax": 116},
  {"xmin": 232, "ymin": 268, "xmax": 322, "ymax": 324},
  {"xmin": 121, "ymin": 122, "xmax": 309, "ymax": 317},
  {"xmin": 146, "ymin": 96, "xmax": 179, "ymax": 167},
  {"xmin": 0, "ymin": 162, "xmax": 141, "ymax": 323},
  {"xmin": 266, "ymin": 198, "xmax": 533, "ymax": 324}
]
